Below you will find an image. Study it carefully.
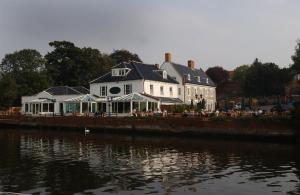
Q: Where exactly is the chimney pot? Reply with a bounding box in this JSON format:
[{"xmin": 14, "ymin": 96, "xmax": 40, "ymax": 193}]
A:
[
  {"xmin": 165, "ymin": 53, "xmax": 172, "ymax": 62},
  {"xmin": 188, "ymin": 60, "xmax": 195, "ymax": 70}
]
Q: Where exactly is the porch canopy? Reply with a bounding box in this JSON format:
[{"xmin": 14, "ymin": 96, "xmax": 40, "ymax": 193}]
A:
[
  {"xmin": 29, "ymin": 98, "xmax": 52, "ymax": 103},
  {"xmin": 156, "ymin": 97, "xmax": 183, "ymax": 105},
  {"xmin": 112, "ymin": 92, "xmax": 159, "ymax": 114},
  {"xmin": 64, "ymin": 94, "xmax": 98, "ymax": 114}
]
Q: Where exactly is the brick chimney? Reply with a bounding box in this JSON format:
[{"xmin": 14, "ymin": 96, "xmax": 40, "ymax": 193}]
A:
[
  {"xmin": 155, "ymin": 63, "xmax": 160, "ymax": 69},
  {"xmin": 188, "ymin": 60, "xmax": 195, "ymax": 70},
  {"xmin": 165, "ymin": 53, "xmax": 172, "ymax": 62}
]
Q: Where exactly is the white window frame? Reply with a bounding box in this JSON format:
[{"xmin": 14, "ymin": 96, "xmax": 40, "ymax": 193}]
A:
[
  {"xmin": 169, "ymin": 87, "xmax": 173, "ymax": 96},
  {"xmin": 100, "ymin": 86, "xmax": 107, "ymax": 96},
  {"xmin": 187, "ymin": 74, "xmax": 191, "ymax": 81},
  {"xmin": 163, "ymin": 71, "xmax": 167, "ymax": 79},
  {"xmin": 124, "ymin": 84, "xmax": 132, "ymax": 95},
  {"xmin": 178, "ymin": 87, "xmax": 181, "ymax": 96},
  {"xmin": 160, "ymin": 86, "xmax": 164, "ymax": 96},
  {"xmin": 112, "ymin": 68, "xmax": 131, "ymax": 77},
  {"xmin": 150, "ymin": 84, "xmax": 154, "ymax": 95}
]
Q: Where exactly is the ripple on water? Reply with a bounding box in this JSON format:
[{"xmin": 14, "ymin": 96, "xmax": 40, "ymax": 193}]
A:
[{"xmin": 0, "ymin": 129, "xmax": 299, "ymax": 194}]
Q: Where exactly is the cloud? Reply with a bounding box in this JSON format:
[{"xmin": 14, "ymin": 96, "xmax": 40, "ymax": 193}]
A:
[{"xmin": 0, "ymin": 0, "xmax": 300, "ymax": 70}]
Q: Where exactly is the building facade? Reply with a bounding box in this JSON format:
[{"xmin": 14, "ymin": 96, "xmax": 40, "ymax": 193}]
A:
[
  {"xmin": 22, "ymin": 53, "xmax": 216, "ymax": 116},
  {"xmin": 90, "ymin": 61, "xmax": 182, "ymax": 105},
  {"xmin": 21, "ymin": 86, "xmax": 98, "ymax": 115},
  {"xmin": 161, "ymin": 53, "xmax": 216, "ymax": 111}
]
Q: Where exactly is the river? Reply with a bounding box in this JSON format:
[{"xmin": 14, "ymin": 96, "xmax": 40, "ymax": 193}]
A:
[{"xmin": 0, "ymin": 129, "xmax": 299, "ymax": 195}]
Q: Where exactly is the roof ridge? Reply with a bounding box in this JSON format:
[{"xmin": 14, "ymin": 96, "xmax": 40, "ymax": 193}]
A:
[
  {"xmin": 132, "ymin": 62, "xmax": 144, "ymax": 79},
  {"xmin": 70, "ymin": 86, "xmax": 84, "ymax": 94},
  {"xmin": 89, "ymin": 62, "xmax": 125, "ymax": 84}
]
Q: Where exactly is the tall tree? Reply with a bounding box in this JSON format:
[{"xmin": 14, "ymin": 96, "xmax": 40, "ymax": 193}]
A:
[
  {"xmin": 109, "ymin": 49, "xmax": 142, "ymax": 64},
  {"xmin": 291, "ymin": 40, "xmax": 300, "ymax": 73},
  {"xmin": 206, "ymin": 66, "xmax": 229, "ymax": 85},
  {"xmin": 0, "ymin": 49, "xmax": 45, "ymax": 74},
  {"xmin": 80, "ymin": 47, "xmax": 113, "ymax": 84},
  {"xmin": 0, "ymin": 49, "xmax": 50, "ymax": 105},
  {"xmin": 45, "ymin": 41, "xmax": 82, "ymax": 86},
  {"xmin": 232, "ymin": 65, "xmax": 250, "ymax": 83},
  {"xmin": 0, "ymin": 74, "xmax": 17, "ymax": 110},
  {"xmin": 243, "ymin": 59, "xmax": 292, "ymax": 97},
  {"xmin": 45, "ymin": 41, "xmax": 114, "ymax": 86}
]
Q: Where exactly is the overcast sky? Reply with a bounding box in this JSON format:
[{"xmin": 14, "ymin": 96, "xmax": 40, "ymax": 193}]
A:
[{"xmin": 1, "ymin": 0, "xmax": 300, "ymax": 70}]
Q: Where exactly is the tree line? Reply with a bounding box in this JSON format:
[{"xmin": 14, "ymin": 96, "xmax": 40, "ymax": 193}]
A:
[
  {"xmin": 1, "ymin": 40, "xmax": 300, "ymax": 110},
  {"xmin": 206, "ymin": 40, "xmax": 300, "ymax": 98},
  {"xmin": 0, "ymin": 41, "xmax": 142, "ymax": 109}
]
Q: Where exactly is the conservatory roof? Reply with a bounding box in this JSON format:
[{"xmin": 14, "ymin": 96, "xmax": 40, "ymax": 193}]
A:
[
  {"xmin": 64, "ymin": 94, "xmax": 98, "ymax": 102},
  {"xmin": 112, "ymin": 92, "xmax": 158, "ymax": 102},
  {"xmin": 29, "ymin": 98, "xmax": 53, "ymax": 103}
]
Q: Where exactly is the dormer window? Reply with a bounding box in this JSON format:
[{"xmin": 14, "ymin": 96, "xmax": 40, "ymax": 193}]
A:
[
  {"xmin": 112, "ymin": 69, "xmax": 118, "ymax": 76},
  {"xmin": 197, "ymin": 76, "xmax": 201, "ymax": 82},
  {"xmin": 112, "ymin": 68, "xmax": 131, "ymax": 77},
  {"xmin": 187, "ymin": 74, "xmax": 191, "ymax": 81},
  {"xmin": 153, "ymin": 69, "xmax": 168, "ymax": 79},
  {"xmin": 163, "ymin": 70, "xmax": 167, "ymax": 79},
  {"xmin": 206, "ymin": 78, "xmax": 209, "ymax": 84}
]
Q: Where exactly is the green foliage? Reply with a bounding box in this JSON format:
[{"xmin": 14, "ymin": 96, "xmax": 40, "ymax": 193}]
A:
[
  {"xmin": 232, "ymin": 65, "xmax": 250, "ymax": 82},
  {"xmin": 0, "ymin": 49, "xmax": 45, "ymax": 74},
  {"xmin": 291, "ymin": 40, "xmax": 300, "ymax": 73},
  {"xmin": 45, "ymin": 41, "xmax": 114, "ymax": 86},
  {"xmin": 243, "ymin": 59, "xmax": 292, "ymax": 97},
  {"xmin": 206, "ymin": 66, "xmax": 229, "ymax": 85},
  {"xmin": 196, "ymin": 99, "xmax": 206, "ymax": 112},
  {"xmin": 109, "ymin": 49, "xmax": 142, "ymax": 64},
  {"xmin": 0, "ymin": 74, "xmax": 17, "ymax": 110},
  {"xmin": 190, "ymin": 99, "xmax": 194, "ymax": 109},
  {"xmin": 0, "ymin": 49, "xmax": 50, "ymax": 105}
]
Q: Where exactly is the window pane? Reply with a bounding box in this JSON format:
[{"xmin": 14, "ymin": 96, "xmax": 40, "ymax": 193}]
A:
[
  {"xmin": 43, "ymin": 103, "xmax": 49, "ymax": 112},
  {"xmin": 49, "ymin": 103, "xmax": 54, "ymax": 112}
]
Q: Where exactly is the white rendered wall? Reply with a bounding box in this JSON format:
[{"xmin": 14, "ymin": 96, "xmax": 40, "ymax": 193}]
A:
[
  {"xmin": 144, "ymin": 80, "xmax": 179, "ymax": 98},
  {"xmin": 184, "ymin": 83, "xmax": 216, "ymax": 111},
  {"xmin": 90, "ymin": 80, "xmax": 144, "ymax": 97},
  {"xmin": 160, "ymin": 62, "xmax": 184, "ymax": 100}
]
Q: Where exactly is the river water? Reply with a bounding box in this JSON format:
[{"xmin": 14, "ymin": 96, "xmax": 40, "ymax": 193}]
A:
[{"xmin": 0, "ymin": 129, "xmax": 299, "ymax": 195}]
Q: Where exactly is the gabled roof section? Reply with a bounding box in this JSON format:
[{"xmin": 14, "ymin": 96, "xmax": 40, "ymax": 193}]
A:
[
  {"xmin": 72, "ymin": 86, "xmax": 90, "ymax": 94},
  {"xmin": 45, "ymin": 86, "xmax": 89, "ymax": 96},
  {"xmin": 64, "ymin": 94, "xmax": 97, "ymax": 102},
  {"xmin": 113, "ymin": 92, "xmax": 158, "ymax": 102},
  {"xmin": 170, "ymin": 63, "xmax": 216, "ymax": 87},
  {"xmin": 90, "ymin": 61, "xmax": 178, "ymax": 84}
]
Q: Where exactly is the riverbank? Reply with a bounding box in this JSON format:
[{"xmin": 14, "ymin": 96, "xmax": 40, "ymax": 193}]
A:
[{"xmin": 0, "ymin": 115, "xmax": 299, "ymax": 143}]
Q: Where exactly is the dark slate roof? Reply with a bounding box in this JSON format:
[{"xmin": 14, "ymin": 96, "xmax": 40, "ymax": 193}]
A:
[
  {"xmin": 72, "ymin": 86, "xmax": 90, "ymax": 94},
  {"xmin": 45, "ymin": 86, "xmax": 89, "ymax": 96},
  {"xmin": 171, "ymin": 63, "xmax": 216, "ymax": 87},
  {"xmin": 90, "ymin": 61, "xmax": 178, "ymax": 84}
]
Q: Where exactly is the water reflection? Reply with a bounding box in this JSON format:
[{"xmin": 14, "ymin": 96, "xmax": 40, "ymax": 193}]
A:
[{"xmin": 0, "ymin": 129, "xmax": 299, "ymax": 195}]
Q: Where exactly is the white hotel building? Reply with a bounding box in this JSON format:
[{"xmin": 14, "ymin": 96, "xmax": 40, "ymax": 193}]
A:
[{"xmin": 21, "ymin": 53, "xmax": 216, "ymax": 115}]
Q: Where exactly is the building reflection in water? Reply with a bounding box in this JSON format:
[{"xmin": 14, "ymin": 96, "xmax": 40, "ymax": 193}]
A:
[{"xmin": 0, "ymin": 129, "xmax": 299, "ymax": 194}]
